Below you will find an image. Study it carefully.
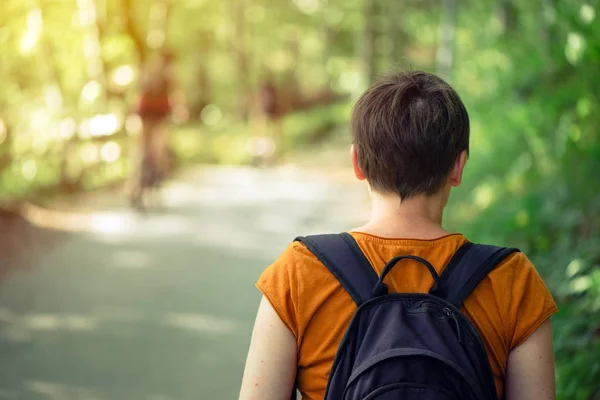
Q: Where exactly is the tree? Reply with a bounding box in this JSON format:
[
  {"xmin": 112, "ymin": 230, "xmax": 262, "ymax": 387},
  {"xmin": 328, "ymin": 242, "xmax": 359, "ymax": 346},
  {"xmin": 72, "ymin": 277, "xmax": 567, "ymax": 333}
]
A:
[{"xmin": 436, "ymin": 0, "xmax": 457, "ymax": 82}]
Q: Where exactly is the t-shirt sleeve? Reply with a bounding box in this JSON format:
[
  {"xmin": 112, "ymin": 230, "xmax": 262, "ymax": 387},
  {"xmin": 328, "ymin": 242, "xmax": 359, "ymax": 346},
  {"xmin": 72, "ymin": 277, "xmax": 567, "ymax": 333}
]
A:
[
  {"xmin": 255, "ymin": 243, "xmax": 300, "ymax": 339},
  {"xmin": 507, "ymin": 253, "xmax": 559, "ymax": 349}
]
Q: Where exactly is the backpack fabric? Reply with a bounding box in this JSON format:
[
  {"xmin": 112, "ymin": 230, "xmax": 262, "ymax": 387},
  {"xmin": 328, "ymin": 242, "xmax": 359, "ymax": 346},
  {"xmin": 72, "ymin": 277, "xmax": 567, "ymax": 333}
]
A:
[{"xmin": 293, "ymin": 233, "xmax": 518, "ymax": 400}]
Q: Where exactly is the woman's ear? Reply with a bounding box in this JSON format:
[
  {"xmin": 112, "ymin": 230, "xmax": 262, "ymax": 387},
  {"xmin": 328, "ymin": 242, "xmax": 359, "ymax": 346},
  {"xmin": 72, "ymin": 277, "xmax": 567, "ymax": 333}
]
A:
[
  {"xmin": 351, "ymin": 144, "xmax": 366, "ymax": 181},
  {"xmin": 449, "ymin": 150, "xmax": 468, "ymax": 187}
]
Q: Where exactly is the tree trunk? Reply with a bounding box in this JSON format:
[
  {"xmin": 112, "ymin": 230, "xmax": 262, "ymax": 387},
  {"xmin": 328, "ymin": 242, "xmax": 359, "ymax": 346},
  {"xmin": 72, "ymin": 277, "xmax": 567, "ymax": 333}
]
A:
[
  {"xmin": 231, "ymin": 0, "xmax": 252, "ymax": 121},
  {"xmin": 539, "ymin": 0, "xmax": 557, "ymax": 73},
  {"xmin": 387, "ymin": 0, "xmax": 406, "ymax": 66},
  {"xmin": 436, "ymin": 0, "xmax": 457, "ymax": 82},
  {"xmin": 121, "ymin": 0, "xmax": 147, "ymax": 64},
  {"xmin": 191, "ymin": 31, "xmax": 212, "ymax": 119},
  {"xmin": 147, "ymin": 0, "xmax": 171, "ymax": 50},
  {"xmin": 0, "ymin": 121, "xmax": 13, "ymax": 175},
  {"xmin": 94, "ymin": 0, "xmax": 124, "ymax": 100},
  {"xmin": 362, "ymin": 0, "xmax": 377, "ymax": 86},
  {"xmin": 77, "ymin": 0, "xmax": 108, "ymax": 101},
  {"xmin": 321, "ymin": 0, "xmax": 333, "ymax": 84},
  {"xmin": 38, "ymin": 1, "xmax": 65, "ymax": 113},
  {"xmin": 498, "ymin": 0, "xmax": 518, "ymax": 36}
]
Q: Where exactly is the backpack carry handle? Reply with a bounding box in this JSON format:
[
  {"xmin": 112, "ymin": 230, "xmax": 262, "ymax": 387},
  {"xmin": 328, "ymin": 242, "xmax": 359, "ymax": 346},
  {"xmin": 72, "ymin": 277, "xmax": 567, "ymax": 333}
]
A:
[{"xmin": 372, "ymin": 255, "xmax": 440, "ymax": 297}]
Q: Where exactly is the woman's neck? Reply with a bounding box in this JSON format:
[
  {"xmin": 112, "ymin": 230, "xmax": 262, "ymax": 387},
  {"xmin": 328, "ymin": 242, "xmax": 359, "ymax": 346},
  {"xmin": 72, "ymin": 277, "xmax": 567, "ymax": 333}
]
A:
[{"xmin": 354, "ymin": 190, "xmax": 451, "ymax": 240}]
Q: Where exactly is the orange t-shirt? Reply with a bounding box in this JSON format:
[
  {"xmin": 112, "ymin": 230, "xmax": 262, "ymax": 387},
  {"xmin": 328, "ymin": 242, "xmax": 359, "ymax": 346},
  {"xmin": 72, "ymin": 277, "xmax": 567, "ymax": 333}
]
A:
[{"xmin": 256, "ymin": 232, "xmax": 558, "ymax": 400}]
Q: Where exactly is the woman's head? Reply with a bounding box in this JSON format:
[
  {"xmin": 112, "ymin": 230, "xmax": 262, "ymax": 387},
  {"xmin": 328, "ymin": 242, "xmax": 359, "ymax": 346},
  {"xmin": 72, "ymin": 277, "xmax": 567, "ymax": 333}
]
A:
[{"xmin": 351, "ymin": 71, "xmax": 470, "ymax": 200}]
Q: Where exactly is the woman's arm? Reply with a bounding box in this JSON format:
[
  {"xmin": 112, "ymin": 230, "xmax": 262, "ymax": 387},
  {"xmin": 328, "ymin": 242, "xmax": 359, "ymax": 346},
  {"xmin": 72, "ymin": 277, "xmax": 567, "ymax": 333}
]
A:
[
  {"xmin": 239, "ymin": 296, "xmax": 298, "ymax": 400},
  {"xmin": 505, "ymin": 319, "xmax": 556, "ymax": 400}
]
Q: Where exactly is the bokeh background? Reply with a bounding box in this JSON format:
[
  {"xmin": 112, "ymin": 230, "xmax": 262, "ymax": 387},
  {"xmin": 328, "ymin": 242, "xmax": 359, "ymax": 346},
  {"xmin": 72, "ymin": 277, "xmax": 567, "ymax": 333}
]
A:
[{"xmin": 0, "ymin": 0, "xmax": 599, "ymax": 399}]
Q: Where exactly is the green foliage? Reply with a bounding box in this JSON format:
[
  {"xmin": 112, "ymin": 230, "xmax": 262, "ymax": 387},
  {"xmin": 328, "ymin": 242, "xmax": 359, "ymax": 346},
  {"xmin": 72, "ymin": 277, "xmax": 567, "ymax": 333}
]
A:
[{"xmin": 444, "ymin": 1, "xmax": 600, "ymax": 398}]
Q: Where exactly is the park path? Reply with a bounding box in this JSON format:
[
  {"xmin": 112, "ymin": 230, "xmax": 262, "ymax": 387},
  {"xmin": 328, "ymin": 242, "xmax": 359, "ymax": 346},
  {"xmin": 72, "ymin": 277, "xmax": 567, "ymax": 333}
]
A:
[{"xmin": 0, "ymin": 165, "xmax": 368, "ymax": 400}]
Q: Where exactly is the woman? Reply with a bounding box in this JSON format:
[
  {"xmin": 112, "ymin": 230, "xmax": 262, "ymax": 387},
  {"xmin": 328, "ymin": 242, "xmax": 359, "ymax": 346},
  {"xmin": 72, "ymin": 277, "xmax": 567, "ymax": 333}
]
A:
[
  {"xmin": 240, "ymin": 71, "xmax": 557, "ymax": 400},
  {"xmin": 130, "ymin": 52, "xmax": 174, "ymax": 209}
]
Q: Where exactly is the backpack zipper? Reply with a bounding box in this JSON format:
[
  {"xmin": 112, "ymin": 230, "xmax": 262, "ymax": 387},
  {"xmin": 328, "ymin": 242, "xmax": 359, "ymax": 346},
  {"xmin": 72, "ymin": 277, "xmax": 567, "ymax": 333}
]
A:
[
  {"xmin": 410, "ymin": 304, "xmax": 464, "ymax": 344},
  {"xmin": 443, "ymin": 307, "xmax": 462, "ymax": 343}
]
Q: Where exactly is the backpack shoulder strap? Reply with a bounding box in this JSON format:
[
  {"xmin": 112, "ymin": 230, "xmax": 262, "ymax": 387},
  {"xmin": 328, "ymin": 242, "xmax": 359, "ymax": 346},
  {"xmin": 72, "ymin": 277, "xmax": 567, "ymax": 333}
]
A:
[
  {"xmin": 294, "ymin": 233, "xmax": 378, "ymax": 306},
  {"xmin": 431, "ymin": 242, "xmax": 520, "ymax": 308}
]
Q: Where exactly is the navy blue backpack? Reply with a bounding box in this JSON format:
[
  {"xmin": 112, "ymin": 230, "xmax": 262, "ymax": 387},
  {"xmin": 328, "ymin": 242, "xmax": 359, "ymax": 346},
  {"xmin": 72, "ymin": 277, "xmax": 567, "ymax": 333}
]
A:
[{"xmin": 294, "ymin": 233, "xmax": 518, "ymax": 400}]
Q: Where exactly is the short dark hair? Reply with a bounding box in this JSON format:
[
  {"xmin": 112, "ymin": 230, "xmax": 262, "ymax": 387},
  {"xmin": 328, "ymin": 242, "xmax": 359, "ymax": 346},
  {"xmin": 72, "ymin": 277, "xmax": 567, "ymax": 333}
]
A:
[{"xmin": 351, "ymin": 71, "xmax": 470, "ymax": 199}]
